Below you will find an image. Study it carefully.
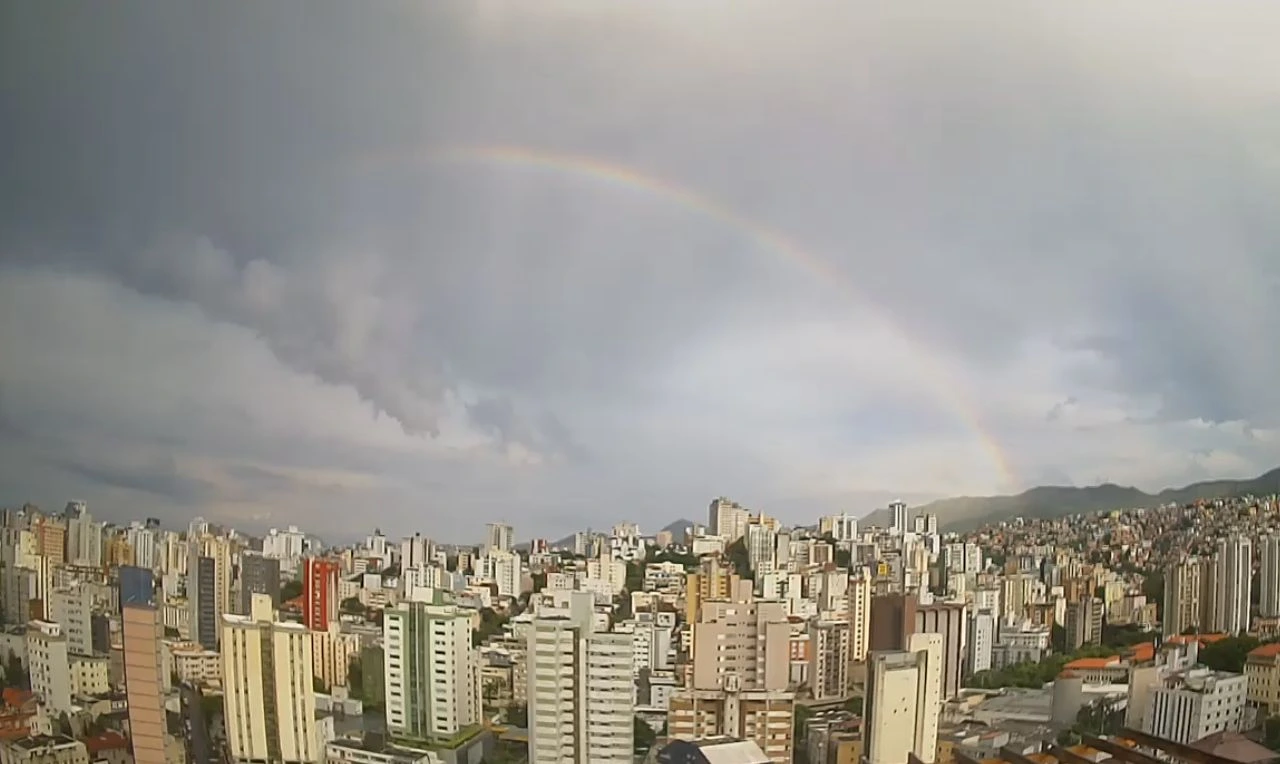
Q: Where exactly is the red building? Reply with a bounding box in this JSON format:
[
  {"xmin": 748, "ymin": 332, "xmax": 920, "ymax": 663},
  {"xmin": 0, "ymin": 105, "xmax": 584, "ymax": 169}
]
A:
[{"xmin": 302, "ymin": 557, "xmax": 340, "ymax": 631}]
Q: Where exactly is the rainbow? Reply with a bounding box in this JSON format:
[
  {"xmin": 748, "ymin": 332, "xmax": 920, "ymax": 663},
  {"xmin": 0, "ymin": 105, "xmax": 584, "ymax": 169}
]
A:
[{"xmin": 369, "ymin": 143, "xmax": 1017, "ymax": 494}]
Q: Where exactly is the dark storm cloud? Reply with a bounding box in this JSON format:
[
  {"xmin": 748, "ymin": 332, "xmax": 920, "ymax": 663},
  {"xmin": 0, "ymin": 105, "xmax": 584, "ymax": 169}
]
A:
[{"xmin": 2, "ymin": 0, "xmax": 1280, "ymax": 535}]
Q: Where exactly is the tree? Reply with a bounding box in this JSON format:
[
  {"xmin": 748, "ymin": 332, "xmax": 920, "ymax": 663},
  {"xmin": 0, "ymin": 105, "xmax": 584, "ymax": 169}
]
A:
[
  {"xmin": 531, "ymin": 572, "xmax": 546, "ymax": 593},
  {"xmin": 634, "ymin": 716, "xmax": 657, "ymax": 753},
  {"xmin": 1200, "ymin": 635, "xmax": 1260, "ymax": 673},
  {"xmin": 625, "ymin": 562, "xmax": 644, "ymax": 593},
  {"xmin": 725, "ymin": 539, "xmax": 753, "ymax": 580},
  {"xmin": 281, "ymin": 579, "xmax": 303, "ymax": 601},
  {"xmin": 1263, "ymin": 716, "xmax": 1280, "ymax": 751},
  {"xmin": 313, "ymin": 676, "xmax": 328, "ymax": 694},
  {"xmin": 506, "ymin": 704, "xmax": 528, "ymax": 727},
  {"xmin": 347, "ymin": 659, "xmax": 364, "ymax": 700},
  {"xmin": 340, "ymin": 596, "xmax": 364, "ymax": 615},
  {"xmin": 6, "ymin": 651, "xmax": 28, "ymax": 690},
  {"xmin": 473, "ymin": 607, "xmax": 507, "ymax": 647}
]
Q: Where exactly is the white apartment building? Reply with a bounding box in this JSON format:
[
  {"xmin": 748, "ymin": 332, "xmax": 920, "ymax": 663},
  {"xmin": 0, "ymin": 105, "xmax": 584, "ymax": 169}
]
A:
[
  {"xmin": 27, "ymin": 620, "xmax": 72, "ymax": 714},
  {"xmin": 314, "ymin": 623, "xmax": 361, "ymax": 691},
  {"xmin": 383, "ymin": 596, "xmax": 481, "ymax": 743},
  {"xmin": 819, "ymin": 513, "xmax": 858, "ymax": 542},
  {"xmin": 1143, "ymin": 668, "xmax": 1247, "ymax": 745},
  {"xmin": 967, "ymin": 610, "xmax": 996, "ymax": 676},
  {"xmin": 474, "ymin": 551, "xmax": 521, "ymax": 598},
  {"xmin": 222, "ymin": 595, "xmax": 319, "ymax": 764},
  {"xmin": 1215, "ymin": 535, "xmax": 1252, "ymax": 635},
  {"xmin": 485, "ymin": 523, "xmax": 514, "ymax": 555},
  {"xmin": 263, "ymin": 526, "xmax": 308, "ymax": 573},
  {"xmin": 527, "ymin": 592, "xmax": 633, "ymax": 764},
  {"xmin": 48, "ymin": 588, "xmax": 93, "ymax": 657},
  {"xmin": 865, "ymin": 633, "xmax": 942, "ymax": 764}
]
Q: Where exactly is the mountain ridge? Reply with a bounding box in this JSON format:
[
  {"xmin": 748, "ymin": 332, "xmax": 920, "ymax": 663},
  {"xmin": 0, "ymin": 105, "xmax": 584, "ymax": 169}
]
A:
[{"xmin": 861, "ymin": 467, "xmax": 1280, "ymax": 531}]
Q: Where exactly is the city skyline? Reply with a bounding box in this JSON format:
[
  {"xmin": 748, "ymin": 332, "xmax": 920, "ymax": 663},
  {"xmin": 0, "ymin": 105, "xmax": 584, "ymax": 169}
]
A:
[{"xmin": 4, "ymin": 2, "xmax": 1280, "ymax": 541}]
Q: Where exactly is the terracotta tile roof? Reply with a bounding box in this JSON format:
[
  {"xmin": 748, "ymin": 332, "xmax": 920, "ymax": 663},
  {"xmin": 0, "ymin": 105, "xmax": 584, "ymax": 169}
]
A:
[
  {"xmin": 1063, "ymin": 656, "xmax": 1120, "ymax": 670},
  {"xmin": 84, "ymin": 731, "xmax": 128, "ymax": 754},
  {"xmin": 1249, "ymin": 642, "xmax": 1280, "ymax": 659}
]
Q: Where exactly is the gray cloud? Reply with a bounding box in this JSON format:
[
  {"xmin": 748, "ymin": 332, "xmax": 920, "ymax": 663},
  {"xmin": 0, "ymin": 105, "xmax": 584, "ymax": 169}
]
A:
[{"xmin": 2, "ymin": 0, "xmax": 1280, "ymax": 539}]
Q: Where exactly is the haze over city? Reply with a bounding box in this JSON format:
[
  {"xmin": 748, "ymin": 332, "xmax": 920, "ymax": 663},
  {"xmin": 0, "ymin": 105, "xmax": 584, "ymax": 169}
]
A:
[{"xmin": 3, "ymin": 2, "xmax": 1280, "ymax": 541}]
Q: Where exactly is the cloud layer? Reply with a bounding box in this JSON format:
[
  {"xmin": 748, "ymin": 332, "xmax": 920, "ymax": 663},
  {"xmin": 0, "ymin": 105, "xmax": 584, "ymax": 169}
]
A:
[{"xmin": 2, "ymin": 1, "xmax": 1279, "ymax": 541}]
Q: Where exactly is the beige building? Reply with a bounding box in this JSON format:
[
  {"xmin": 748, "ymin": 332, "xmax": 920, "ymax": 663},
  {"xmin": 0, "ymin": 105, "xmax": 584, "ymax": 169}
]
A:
[
  {"xmin": 69, "ymin": 655, "xmax": 109, "ymax": 696},
  {"xmin": 865, "ymin": 633, "xmax": 943, "ymax": 764},
  {"xmin": 669, "ymin": 579, "xmax": 795, "ymax": 763},
  {"xmin": 222, "ymin": 595, "xmax": 319, "ymax": 763},
  {"xmin": 312, "ymin": 623, "xmax": 361, "ymax": 691},
  {"xmin": 1245, "ymin": 643, "xmax": 1280, "ymax": 717},
  {"xmin": 170, "ymin": 644, "xmax": 222, "ymax": 685},
  {"xmin": 667, "ymin": 689, "xmax": 794, "ymax": 764},
  {"xmin": 691, "ymin": 580, "xmax": 790, "ymax": 691},
  {"xmin": 1164, "ymin": 557, "xmax": 1207, "ymax": 638},
  {"xmin": 122, "ymin": 615, "xmax": 166, "ymax": 763}
]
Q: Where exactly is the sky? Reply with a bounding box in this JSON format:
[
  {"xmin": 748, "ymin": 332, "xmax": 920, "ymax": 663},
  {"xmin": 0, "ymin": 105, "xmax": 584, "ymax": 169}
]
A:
[{"xmin": 2, "ymin": 1, "xmax": 1280, "ymax": 543}]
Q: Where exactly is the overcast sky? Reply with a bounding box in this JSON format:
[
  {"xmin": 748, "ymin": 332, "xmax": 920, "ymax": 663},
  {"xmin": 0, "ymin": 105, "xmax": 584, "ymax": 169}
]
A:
[{"xmin": 3, "ymin": 1, "xmax": 1279, "ymax": 542}]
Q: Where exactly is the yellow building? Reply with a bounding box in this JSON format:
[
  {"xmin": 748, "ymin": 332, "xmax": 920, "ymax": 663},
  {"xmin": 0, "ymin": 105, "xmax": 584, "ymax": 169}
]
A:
[{"xmin": 1245, "ymin": 643, "xmax": 1280, "ymax": 716}]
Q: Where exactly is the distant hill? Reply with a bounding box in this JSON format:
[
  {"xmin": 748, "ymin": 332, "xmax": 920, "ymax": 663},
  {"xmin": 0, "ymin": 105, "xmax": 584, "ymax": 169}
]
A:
[
  {"xmin": 864, "ymin": 467, "xmax": 1280, "ymax": 531},
  {"xmin": 545, "ymin": 518, "xmax": 700, "ymax": 550}
]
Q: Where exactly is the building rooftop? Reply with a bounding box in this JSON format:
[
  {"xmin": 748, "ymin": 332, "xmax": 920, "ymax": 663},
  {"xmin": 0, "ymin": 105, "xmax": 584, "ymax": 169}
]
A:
[
  {"xmin": 1063, "ymin": 657, "xmax": 1120, "ymax": 670},
  {"xmin": 1248, "ymin": 643, "xmax": 1280, "ymax": 659}
]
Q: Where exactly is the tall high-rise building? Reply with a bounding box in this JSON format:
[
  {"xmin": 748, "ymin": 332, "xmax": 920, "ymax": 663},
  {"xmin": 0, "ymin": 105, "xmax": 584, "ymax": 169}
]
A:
[
  {"xmin": 188, "ymin": 531, "xmax": 232, "ymax": 649},
  {"xmin": 64, "ymin": 501, "xmax": 103, "ymax": 567},
  {"xmin": 527, "ymin": 592, "xmax": 633, "ymax": 764},
  {"xmin": 915, "ymin": 602, "xmax": 965, "ymax": 700},
  {"xmin": 189, "ymin": 556, "xmax": 217, "ymax": 650},
  {"xmin": 383, "ymin": 595, "xmax": 482, "ymax": 743},
  {"xmin": 870, "ymin": 593, "xmax": 918, "ymax": 653},
  {"xmin": 1215, "ymin": 535, "xmax": 1252, "ymax": 635},
  {"xmin": 966, "ymin": 610, "xmax": 995, "ymax": 677},
  {"xmin": 485, "ymin": 523, "xmax": 514, "ymax": 555},
  {"xmin": 849, "ymin": 567, "xmax": 872, "ymax": 662},
  {"xmin": 819, "ymin": 513, "xmax": 859, "ymax": 542},
  {"xmin": 809, "ymin": 620, "xmax": 850, "ymax": 700},
  {"xmin": 865, "ymin": 633, "xmax": 943, "ymax": 764},
  {"xmin": 1164, "ymin": 557, "xmax": 1206, "ymax": 638},
  {"xmin": 239, "ymin": 553, "xmax": 282, "ymax": 616},
  {"xmin": 400, "ymin": 533, "xmax": 434, "ymax": 570},
  {"xmin": 222, "ymin": 595, "xmax": 319, "ymax": 764},
  {"xmin": 1064, "ymin": 597, "xmax": 1105, "ymax": 651},
  {"xmin": 707, "ymin": 497, "xmax": 749, "ymax": 543},
  {"xmin": 668, "ymin": 580, "xmax": 795, "ymax": 764},
  {"xmin": 301, "ymin": 557, "xmax": 340, "ymax": 632},
  {"xmin": 889, "ymin": 500, "xmax": 907, "ymax": 536},
  {"xmin": 1260, "ymin": 536, "xmax": 1280, "ymax": 619},
  {"xmin": 120, "ymin": 566, "xmax": 166, "ymax": 764}
]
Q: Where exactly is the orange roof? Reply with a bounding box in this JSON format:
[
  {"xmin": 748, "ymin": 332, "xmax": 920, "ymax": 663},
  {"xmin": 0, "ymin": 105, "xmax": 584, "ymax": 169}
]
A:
[
  {"xmin": 1249, "ymin": 643, "xmax": 1280, "ymax": 658},
  {"xmin": 1128, "ymin": 642, "xmax": 1155, "ymax": 663},
  {"xmin": 1, "ymin": 689, "xmax": 32, "ymax": 708},
  {"xmin": 1168, "ymin": 633, "xmax": 1228, "ymax": 646},
  {"xmin": 1064, "ymin": 656, "xmax": 1120, "ymax": 670}
]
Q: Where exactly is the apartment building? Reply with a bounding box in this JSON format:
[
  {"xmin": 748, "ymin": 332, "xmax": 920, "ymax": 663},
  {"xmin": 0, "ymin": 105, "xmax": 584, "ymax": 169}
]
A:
[
  {"xmin": 810, "ymin": 620, "xmax": 850, "ymax": 700},
  {"xmin": 222, "ymin": 595, "xmax": 319, "ymax": 763},
  {"xmin": 27, "ymin": 620, "xmax": 71, "ymax": 714},
  {"xmin": 527, "ymin": 591, "xmax": 632, "ymax": 764},
  {"xmin": 121, "ymin": 565, "xmax": 166, "ymax": 764},
  {"xmin": 865, "ymin": 633, "xmax": 943, "ymax": 764},
  {"xmin": 383, "ymin": 596, "xmax": 481, "ymax": 743},
  {"xmin": 1142, "ymin": 667, "xmax": 1246, "ymax": 745}
]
